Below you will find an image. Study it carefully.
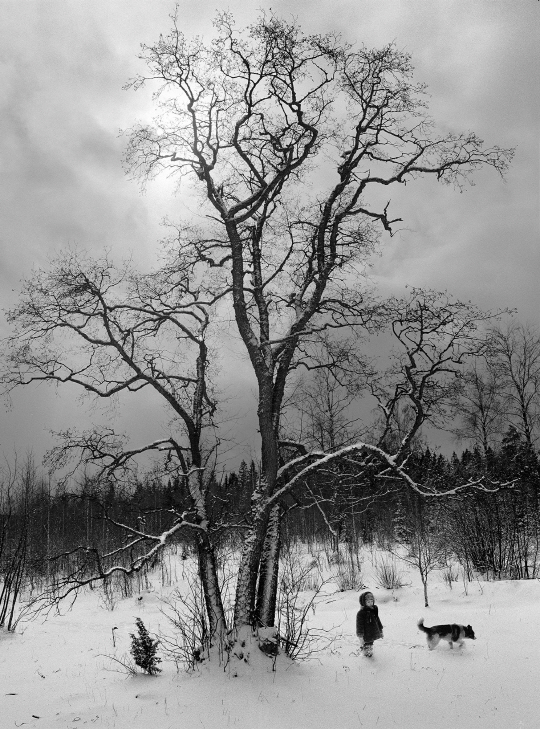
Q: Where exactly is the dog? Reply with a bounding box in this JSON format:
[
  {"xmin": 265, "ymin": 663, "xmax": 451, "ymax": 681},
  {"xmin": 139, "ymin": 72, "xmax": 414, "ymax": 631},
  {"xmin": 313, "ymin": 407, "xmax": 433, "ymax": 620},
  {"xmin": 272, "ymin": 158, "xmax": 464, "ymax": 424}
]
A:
[{"xmin": 417, "ymin": 618, "xmax": 476, "ymax": 650}]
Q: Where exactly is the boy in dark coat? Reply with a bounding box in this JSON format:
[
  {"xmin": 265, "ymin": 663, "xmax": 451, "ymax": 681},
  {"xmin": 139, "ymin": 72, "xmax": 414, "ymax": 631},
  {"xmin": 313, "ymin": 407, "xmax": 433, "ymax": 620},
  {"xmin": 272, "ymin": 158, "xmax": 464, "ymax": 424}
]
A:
[{"xmin": 356, "ymin": 591, "xmax": 383, "ymax": 657}]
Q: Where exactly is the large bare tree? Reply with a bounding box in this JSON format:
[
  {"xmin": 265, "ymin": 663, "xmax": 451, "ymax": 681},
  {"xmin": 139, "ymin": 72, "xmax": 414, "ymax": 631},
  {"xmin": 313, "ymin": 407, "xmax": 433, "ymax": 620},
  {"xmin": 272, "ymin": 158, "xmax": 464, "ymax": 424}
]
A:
[{"xmin": 4, "ymin": 12, "xmax": 513, "ymax": 655}]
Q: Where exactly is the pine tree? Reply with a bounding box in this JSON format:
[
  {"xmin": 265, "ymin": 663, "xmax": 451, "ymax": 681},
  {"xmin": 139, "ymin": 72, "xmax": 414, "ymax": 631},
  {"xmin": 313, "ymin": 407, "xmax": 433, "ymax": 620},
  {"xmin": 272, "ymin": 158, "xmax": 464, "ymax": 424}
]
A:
[{"xmin": 130, "ymin": 618, "xmax": 162, "ymax": 675}]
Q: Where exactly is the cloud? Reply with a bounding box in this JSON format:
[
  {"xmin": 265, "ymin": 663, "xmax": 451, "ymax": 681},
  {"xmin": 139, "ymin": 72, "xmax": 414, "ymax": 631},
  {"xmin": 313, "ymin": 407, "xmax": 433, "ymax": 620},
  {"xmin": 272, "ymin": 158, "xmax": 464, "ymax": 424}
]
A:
[{"xmin": 0, "ymin": 0, "xmax": 537, "ymax": 468}]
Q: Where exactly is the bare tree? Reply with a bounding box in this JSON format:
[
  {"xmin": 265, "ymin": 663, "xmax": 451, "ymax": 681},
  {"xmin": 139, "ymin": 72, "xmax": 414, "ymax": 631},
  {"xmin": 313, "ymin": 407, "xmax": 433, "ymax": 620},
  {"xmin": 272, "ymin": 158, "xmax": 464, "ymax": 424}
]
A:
[
  {"xmin": 489, "ymin": 322, "xmax": 540, "ymax": 447},
  {"xmin": 3, "ymin": 12, "xmax": 513, "ymax": 653},
  {"xmin": 370, "ymin": 289, "xmax": 504, "ymax": 453},
  {"xmin": 295, "ymin": 289, "xmax": 506, "ymax": 553},
  {"xmin": 280, "ymin": 336, "xmax": 372, "ymax": 552},
  {"xmin": 451, "ymin": 361, "xmax": 508, "ymax": 455},
  {"xmin": 286, "ymin": 334, "xmax": 370, "ymax": 452},
  {"xmin": 4, "ymin": 251, "xmax": 229, "ymax": 646},
  {"xmin": 123, "ymin": 13, "xmax": 511, "ymax": 636},
  {"xmin": 392, "ymin": 496, "xmax": 446, "ymax": 608}
]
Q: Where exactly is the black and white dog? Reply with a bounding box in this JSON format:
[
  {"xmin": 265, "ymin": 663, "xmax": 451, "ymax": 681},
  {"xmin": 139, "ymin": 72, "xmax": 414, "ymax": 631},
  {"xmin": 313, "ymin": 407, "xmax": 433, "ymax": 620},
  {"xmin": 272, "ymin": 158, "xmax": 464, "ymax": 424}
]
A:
[{"xmin": 417, "ymin": 618, "xmax": 476, "ymax": 650}]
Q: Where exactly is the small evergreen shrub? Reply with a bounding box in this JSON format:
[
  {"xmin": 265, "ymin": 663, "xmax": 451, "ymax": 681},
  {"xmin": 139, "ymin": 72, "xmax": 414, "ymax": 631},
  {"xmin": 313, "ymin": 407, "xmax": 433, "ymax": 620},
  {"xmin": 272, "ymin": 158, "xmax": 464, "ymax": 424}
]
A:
[{"xmin": 130, "ymin": 618, "xmax": 162, "ymax": 675}]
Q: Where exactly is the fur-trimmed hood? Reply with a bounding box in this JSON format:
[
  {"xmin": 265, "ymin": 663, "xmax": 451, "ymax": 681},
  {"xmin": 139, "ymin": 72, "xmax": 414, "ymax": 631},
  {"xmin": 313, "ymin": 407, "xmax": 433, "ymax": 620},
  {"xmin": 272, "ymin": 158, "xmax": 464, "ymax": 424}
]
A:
[{"xmin": 359, "ymin": 591, "xmax": 375, "ymax": 606}]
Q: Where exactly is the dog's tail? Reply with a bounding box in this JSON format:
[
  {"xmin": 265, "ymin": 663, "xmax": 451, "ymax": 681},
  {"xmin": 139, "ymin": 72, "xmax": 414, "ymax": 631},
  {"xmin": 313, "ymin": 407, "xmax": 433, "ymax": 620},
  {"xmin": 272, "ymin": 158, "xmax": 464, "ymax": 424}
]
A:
[{"xmin": 417, "ymin": 618, "xmax": 429, "ymax": 633}]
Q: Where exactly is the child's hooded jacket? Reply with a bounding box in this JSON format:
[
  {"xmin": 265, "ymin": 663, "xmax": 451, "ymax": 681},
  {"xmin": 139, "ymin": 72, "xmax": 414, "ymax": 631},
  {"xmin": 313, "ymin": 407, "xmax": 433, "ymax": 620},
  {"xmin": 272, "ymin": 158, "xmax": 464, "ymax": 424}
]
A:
[{"xmin": 356, "ymin": 591, "xmax": 383, "ymax": 643}]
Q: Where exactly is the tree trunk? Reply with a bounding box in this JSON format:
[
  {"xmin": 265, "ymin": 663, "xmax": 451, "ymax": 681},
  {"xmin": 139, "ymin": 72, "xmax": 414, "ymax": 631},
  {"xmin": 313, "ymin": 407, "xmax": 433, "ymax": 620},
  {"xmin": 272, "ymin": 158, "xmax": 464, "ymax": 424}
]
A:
[
  {"xmin": 196, "ymin": 536, "xmax": 227, "ymax": 646},
  {"xmin": 186, "ymin": 470, "xmax": 227, "ymax": 646},
  {"xmin": 244, "ymin": 389, "xmax": 282, "ymax": 631},
  {"xmin": 422, "ymin": 577, "xmax": 429, "ymax": 608},
  {"xmin": 256, "ymin": 502, "xmax": 282, "ymax": 627},
  {"xmin": 233, "ymin": 478, "xmax": 270, "ymax": 631}
]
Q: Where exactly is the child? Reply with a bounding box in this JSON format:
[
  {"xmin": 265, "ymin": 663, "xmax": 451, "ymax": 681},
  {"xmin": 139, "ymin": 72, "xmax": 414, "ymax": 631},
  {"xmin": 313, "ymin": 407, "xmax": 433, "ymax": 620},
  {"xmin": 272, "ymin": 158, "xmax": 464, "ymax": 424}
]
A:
[{"xmin": 356, "ymin": 591, "xmax": 384, "ymax": 657}]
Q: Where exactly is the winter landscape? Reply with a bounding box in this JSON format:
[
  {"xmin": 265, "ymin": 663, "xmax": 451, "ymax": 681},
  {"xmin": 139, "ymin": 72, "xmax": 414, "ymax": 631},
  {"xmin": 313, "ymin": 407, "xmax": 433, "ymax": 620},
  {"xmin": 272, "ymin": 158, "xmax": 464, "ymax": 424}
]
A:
[
  {"xmin": 1, "ymin": 546, "xmax": 539, "ymax": 729},
  {"xmin": 0, "ymin": 2, "xmax": 538, "ymax": 729}
]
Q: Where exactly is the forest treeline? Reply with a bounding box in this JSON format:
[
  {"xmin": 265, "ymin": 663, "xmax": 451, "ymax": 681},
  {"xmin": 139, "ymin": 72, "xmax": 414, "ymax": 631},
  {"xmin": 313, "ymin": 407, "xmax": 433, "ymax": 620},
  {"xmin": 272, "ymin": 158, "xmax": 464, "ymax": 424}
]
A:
[
  {"xmin": 2, "ymin": 317, "xmax": 540, "ymax": 631},
  {"xmin": 1, "ymin": 421, "xmax": 539, "ymax": 630}
]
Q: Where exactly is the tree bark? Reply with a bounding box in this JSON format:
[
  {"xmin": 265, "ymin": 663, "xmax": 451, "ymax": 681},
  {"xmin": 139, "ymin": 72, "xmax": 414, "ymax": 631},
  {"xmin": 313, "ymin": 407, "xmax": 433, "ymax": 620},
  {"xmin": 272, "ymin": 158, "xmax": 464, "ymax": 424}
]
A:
[
  {"xmin": 196, "ymin": 536, "xmax": 227, "ymax": 646},
  {"xmin": 187, "ymin": 470, "xmax": 227, "ymax": 645},
  {"xmin": 256, "ymin": 502, "xmax": 282, "ymax": 627},
  {"xmin": 233, "ymin": 495, "xmax": 268, "ymax": 631}
]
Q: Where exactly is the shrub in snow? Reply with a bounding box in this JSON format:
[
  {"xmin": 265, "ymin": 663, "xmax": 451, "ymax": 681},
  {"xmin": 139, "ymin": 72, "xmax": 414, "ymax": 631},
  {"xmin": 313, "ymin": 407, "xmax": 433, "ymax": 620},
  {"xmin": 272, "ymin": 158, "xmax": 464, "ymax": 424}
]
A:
[
  {"xmin": 373, "ymin": 556, "xmax": 406, "ymax": 590},
  {"xmin": 335, "ymin": 550, "xmax": 365, "ymax": 591},
  {"xmin": 159, "ymin": 568, "xmax": 217, "ymax": 672},
  {"xmin": 276, "ymin": 548, "xmax": 335, "ymax": 660},
  {"xmin": 442, "ymin": 564, "xmax": 460, "ymax": 589},
  {"xmin": 130, "ymin": 618, "xmax": 162, "ymax": 675}
]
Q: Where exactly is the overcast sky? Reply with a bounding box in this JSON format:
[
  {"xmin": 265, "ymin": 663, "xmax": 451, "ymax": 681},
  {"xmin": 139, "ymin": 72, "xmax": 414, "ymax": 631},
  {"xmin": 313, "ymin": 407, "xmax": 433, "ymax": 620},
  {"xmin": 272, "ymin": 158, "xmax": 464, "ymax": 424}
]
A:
[{"xmin": 0, "ymin": 0, "xmax": 538, "ymax": 471}]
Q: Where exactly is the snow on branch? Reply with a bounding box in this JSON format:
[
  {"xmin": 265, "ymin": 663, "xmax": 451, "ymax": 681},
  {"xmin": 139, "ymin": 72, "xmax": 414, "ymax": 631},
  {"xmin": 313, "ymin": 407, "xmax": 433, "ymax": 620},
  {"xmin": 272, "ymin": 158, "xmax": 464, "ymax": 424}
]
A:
[{"xmin": 272, "ymin": 440, "xmax": 515, "ymax": 506}]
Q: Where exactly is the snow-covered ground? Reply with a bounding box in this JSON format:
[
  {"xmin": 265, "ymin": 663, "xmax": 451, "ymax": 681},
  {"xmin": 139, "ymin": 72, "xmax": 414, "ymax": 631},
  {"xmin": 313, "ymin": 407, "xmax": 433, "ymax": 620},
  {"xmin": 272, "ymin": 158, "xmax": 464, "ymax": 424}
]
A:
[{"xmin": 1, "ymin": 549, "xmax": 538, "ymax": 729}]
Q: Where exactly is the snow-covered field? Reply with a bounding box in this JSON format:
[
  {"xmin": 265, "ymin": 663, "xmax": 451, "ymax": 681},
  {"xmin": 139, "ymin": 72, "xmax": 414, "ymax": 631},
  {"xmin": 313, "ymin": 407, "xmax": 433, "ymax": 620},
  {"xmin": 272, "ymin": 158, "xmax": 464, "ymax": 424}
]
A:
[{"xmin": 1, "ymin": 549, "xmax": 538, "ymax": 729}]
